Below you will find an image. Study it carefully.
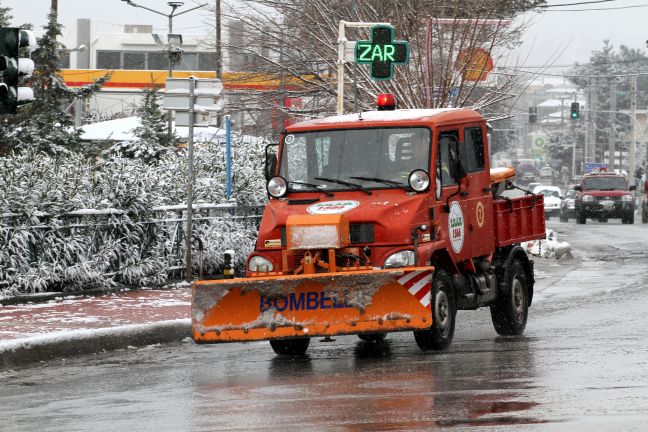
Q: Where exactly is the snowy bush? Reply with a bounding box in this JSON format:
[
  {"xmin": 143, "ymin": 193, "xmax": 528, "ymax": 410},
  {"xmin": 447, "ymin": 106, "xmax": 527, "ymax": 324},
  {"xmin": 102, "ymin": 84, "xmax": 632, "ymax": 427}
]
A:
[{"xmin": 0, "ymin": 133, "xmax": 268, "ymax": 297}]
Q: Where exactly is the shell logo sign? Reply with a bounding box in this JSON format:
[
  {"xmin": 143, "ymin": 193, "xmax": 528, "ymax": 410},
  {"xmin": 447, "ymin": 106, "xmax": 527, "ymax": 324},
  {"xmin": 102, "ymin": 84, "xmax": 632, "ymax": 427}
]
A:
[{"xmin": 455, "ymin": 48, "xmax": 494, "ymax": 81}]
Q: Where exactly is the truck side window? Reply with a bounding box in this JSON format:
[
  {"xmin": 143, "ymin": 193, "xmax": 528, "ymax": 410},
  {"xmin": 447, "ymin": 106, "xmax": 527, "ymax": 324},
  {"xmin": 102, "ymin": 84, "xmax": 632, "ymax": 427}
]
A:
[
  {"xmin": 438, "ymin": 131, "xmax": 458, "ymax": 186},
  {"xmin": 463, "ymin": 127, "xmax": 484, "ymax": 172}
]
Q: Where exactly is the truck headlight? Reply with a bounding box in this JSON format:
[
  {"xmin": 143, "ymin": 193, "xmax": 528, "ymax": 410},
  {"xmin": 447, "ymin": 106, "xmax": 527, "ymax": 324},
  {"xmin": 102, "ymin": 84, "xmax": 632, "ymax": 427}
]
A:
[
  {"xmin": 248, "ymin": 255, "xmax": 273, "ymax": 272},
  {"xmin": 384, "ymin": 250, "xmax": 415, "ymax": 268},
  {"xmin": 267, "ymin": 176, "xmax": 287, "ymax": 198},
  {"xmin": 408, "ymin": 170, "xmax": 430, "ymax": 192},
  {"xmin": 621, "ymin": 195, "xmax": 632, "ymax": 202},
  {"xmin": 582, "ymin": 194, "xmax": 594, "ymax": 202}
]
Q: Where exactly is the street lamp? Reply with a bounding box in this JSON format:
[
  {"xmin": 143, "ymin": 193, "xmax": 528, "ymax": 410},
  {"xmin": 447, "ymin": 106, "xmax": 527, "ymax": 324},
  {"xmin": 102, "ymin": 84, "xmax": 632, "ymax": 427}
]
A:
[
  {"xmin": 120, "ymin": 0, "xmax": 208, "ymax": 137},
  {"xmin": 120, "ymin": 0, "xmax": 208, "ymax": 78}
]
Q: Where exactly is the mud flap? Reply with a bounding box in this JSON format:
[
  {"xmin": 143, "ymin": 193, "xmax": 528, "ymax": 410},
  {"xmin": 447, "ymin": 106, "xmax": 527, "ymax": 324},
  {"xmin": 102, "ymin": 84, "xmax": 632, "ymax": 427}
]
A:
[{"xmin": 192, "ymin": 266, "xmax": 435, "ymax": 343}]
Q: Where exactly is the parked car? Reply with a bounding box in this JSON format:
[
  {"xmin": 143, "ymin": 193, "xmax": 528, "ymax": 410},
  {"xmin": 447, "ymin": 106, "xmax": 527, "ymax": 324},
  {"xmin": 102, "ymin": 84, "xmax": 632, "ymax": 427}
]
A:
[
  {"xmin": 533, "ymin": 185, "xmax": 563, "ymax": 219},
  {"xmin": 559, "ymin": 186, "xmax": 578, "ymax": 222}
]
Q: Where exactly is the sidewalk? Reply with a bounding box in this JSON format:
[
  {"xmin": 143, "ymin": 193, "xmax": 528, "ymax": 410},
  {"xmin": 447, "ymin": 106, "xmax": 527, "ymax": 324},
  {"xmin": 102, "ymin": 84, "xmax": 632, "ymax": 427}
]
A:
[{"xmin": 0, "ymin": 285, "xmax": 192, "ymax": 369}]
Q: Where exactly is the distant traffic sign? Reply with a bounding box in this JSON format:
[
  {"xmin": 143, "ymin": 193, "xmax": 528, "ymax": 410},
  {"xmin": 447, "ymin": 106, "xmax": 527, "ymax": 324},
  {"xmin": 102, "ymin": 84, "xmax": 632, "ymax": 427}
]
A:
[{"xmin": 355, "ymin": 25, "xmax": 409, "ymax": 81}]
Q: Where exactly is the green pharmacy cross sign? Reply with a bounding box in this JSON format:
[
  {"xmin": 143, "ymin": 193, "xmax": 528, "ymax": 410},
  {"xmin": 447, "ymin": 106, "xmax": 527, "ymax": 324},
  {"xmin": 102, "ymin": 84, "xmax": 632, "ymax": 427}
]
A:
[{"xmin": 355, "ymin": 25, "xmax": 409, "ymax": 81}]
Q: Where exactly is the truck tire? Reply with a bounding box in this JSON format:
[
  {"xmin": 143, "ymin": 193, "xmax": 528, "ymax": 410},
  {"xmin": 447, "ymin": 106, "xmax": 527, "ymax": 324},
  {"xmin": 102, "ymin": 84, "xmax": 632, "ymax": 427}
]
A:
[
  {"xmin": 576, "ymin": 212, "xmax": 586, "ymax": 224},
  {"xmin": 414, "ymin": 270, "xmax": 455, "ymax": 351},
  {"xmin": 358, "ymin": 333, "xmax": 387, "ymax": 342},
  {"xmin": 626, "ymin": 211, "xmax": 634, "ymax": 224},
  {"xmin": 490, "ymin": 259, "xmax": 528, "ymax": 336},
  {"xmin": 270, "ymin": 338, "xmax": 310, "ymax": 355}
]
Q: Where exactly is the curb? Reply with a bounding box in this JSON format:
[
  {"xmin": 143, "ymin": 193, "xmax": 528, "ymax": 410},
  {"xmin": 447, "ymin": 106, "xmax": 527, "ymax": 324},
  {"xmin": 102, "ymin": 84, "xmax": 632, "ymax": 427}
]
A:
[{"xmin": 0, "ymin": 319, "xmax": 191, "ymax": 369}]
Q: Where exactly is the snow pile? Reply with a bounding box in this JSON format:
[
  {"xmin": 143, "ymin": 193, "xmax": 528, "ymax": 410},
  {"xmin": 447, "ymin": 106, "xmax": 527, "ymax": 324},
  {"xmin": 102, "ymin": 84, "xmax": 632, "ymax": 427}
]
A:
[{"xmin": 522, "ymin": 229, "xmax": 572, "ymax": 259}]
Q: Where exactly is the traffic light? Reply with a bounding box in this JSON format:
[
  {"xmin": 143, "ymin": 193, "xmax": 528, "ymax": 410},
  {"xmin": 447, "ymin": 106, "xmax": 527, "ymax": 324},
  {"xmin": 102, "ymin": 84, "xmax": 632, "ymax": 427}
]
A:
[
  {"xmin": 570, "ymin": 102, "xmax": 580, "ymax": 120},
  {"xmin": 528, "ymin": 106, "xmax": 537, "ymax": 124},
  {"xmin": 0, "ymin": 27, "xmax": 36, "ymax": 114}
]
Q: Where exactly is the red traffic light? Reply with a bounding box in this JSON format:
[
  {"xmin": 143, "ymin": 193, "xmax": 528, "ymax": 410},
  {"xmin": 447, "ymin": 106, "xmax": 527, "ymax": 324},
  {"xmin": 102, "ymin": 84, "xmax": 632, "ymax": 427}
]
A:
[{"xmin": 376, "ymin": 93, "xmax": 396, "ymax": 110}]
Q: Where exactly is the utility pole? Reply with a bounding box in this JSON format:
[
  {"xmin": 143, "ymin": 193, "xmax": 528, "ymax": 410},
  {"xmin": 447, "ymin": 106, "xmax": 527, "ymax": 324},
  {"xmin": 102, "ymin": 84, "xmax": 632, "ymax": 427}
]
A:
[
  {"xmin": 215, "ymin": 0, "xmax": 222, "ymax": 127},
  {"xmin": 608, "ymin": 78, "xmax": 617, "ymax": 170},
  {"xmin": 630, "ymin": 74, "xmax": 637, "ymax": 188},
  {"xmin": 51, "ymin": 0, "xmax": 58, "ymax": 13}
]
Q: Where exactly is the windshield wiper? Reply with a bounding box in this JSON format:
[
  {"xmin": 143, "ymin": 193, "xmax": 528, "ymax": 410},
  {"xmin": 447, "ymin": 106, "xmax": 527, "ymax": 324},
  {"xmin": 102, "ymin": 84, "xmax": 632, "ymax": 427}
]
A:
[
  {"xmin": 350, "ymin": 176, "xmax": 411, "ymax": 191},
  {"xmin": 314, "ymin": 177, "xmax": 372, "ymax": 195},
  {"xmin": 288, "ymin": 181, "xmax": 334, "ymax": 197}
]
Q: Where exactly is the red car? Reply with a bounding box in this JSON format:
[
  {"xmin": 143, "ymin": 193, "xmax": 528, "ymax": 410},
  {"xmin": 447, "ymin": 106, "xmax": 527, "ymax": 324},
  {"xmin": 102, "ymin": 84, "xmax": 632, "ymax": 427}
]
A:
[{"xmin": 575, "ymin": 173, "xmax": 636, "ymax": 224}]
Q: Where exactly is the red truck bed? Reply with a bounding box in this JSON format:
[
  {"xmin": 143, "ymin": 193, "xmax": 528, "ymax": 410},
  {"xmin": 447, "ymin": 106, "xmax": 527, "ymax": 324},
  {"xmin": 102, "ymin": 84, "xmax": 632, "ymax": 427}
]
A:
[{"xmin": 493, "ymin": 194, "xmax": 546, "ymax": 247}]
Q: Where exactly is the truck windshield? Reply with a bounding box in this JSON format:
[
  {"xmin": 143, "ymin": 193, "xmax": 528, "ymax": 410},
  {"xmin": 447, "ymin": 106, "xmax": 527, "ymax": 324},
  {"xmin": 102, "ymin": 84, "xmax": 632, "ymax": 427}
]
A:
[
  {"xmin": 582, "ymin": 176, "xmax": 627, "ymax": 190},
  {"xmin": 279, "ymin": 127, "xmax": 430, "ymax": 191}
]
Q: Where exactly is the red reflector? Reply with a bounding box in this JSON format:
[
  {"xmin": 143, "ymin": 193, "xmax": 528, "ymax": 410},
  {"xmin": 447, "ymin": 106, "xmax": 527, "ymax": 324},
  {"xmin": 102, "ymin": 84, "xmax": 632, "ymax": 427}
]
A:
[{"xmin": 376, "ymin": 93, "xmax": 396, "ymax": 111}]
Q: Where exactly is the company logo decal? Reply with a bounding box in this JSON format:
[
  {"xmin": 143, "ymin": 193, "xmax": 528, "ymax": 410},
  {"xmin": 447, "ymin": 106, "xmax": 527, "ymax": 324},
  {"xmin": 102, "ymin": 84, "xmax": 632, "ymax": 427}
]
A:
[
  {"xmin": 397, "ymin": 270, "xmax": 433, "ymax": 309},
  {"xmin": 476, "ymin": 201, "xmax": 485, "ymax": 228},
  {"xmin": 307, "ymin": 200, "xmax": 360, "ymax": 215},
  {"xmin": 448, "ymin": 201, "xmax": 465, "ymax": 253}
]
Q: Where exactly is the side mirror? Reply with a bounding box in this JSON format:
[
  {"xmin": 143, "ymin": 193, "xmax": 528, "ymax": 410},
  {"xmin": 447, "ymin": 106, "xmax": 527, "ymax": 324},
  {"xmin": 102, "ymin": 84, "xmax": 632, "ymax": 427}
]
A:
[
  {"xmin": 574, "ymin": 185, "xmax": 582, "ymax": 192},
  {"xmin": 447, "ymin": 139, "xmax": 466, "ymax": 180},
  {"xmin": 629, "ymin": 185, "xmax": 636, "ymax": 191},
  {"xmin": 265, "ymin": 144, "xmax": 278, "ymax": 181}
]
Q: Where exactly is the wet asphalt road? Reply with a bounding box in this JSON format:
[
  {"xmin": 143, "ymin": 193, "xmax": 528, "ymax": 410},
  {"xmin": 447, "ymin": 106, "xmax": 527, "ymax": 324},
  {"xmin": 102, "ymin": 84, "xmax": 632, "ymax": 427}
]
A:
[{"xmin": 2, "ymin": 220, "xmax": 648, "ymax": 431}]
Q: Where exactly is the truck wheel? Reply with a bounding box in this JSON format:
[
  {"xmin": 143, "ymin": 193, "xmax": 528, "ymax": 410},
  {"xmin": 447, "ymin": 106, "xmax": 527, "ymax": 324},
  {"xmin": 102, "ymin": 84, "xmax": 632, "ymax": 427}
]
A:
[
  {"xmin": 490, "ymin": 259, "xmax": 528, "ymax": 336},
  {"xmin": 414, "ymin": 270, "xmax": 455, "ymax": 351},
  {"xmin": 270, "ymin": 338, "xmax": 310, "ymax": 355},
  {"xmin": 626, "ymin": 211, "xmax": 634, "ymax": 224},
  {"xmin": 358, "ymin": 333, "xmax": 387, "ymax": 342},
  {"xmin": 576, "ymin": 212, "xmax": 586, "ymax": 224}
]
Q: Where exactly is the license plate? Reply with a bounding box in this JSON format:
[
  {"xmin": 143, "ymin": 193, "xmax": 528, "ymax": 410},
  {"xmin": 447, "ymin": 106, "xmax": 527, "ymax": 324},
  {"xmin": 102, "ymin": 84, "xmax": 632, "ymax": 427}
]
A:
[{"xmin": 601, "ymin": 200, "xmax": 613, "ymax": 209}]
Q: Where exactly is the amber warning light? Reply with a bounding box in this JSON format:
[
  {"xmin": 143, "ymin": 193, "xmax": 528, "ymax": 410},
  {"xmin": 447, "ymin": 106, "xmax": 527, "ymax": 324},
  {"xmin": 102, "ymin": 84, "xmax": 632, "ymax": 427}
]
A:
[{"xmin": 376, "ymin": 93, "xmax": 396, "ymax": 111}]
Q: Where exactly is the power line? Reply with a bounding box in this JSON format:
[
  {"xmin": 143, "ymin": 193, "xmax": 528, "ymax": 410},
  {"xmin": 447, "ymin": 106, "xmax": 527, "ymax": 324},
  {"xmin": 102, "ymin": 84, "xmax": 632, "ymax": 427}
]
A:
[
  {"xmin": 543, "ymin": 3, "xmax": 648, "ymax": 12},
  {"xmin": 538, "ymin": 0, "xmax": 618, "ymax": 7}
]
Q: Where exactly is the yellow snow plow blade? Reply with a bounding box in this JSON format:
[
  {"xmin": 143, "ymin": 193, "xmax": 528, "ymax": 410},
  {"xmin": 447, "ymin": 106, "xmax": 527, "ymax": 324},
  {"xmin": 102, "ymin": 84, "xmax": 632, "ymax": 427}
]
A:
[{"xmin": 192, "ymin": 266, "xmax": 435, "ymax": 343}]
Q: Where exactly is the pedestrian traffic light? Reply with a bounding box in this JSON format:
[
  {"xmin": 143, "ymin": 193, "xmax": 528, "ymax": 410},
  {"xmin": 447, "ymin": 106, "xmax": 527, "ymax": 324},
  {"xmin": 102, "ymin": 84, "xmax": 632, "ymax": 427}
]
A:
[
  {"xmin": 570, "ymin": 102, "xmax": 580, "ymax": 120},
  {"xmin": 0, "ymin": 27, "xmax": 36, "ymax": 115},
  {"xmin": 528, "ymin": 106, "xmax": 537, "ymax": 124}
]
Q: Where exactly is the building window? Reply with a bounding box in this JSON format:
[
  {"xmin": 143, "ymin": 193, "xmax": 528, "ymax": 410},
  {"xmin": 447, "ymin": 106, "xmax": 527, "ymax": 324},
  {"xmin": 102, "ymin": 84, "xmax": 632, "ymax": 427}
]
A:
[
  {"xmin": 96, "ymin": 51, "xmax": 121, "ymax": 69},
  {"xmin": 124, "ymin": 51, "xmax": 146, "ymax": 70},
  {"xmin": 148, "ymin": 52, "xmax": 167, "ymax": 70},
  {"xmin": 176, "ymin": 53, "xmax": 197, "ymax": 71},
  {"xmin": 198, "ymin": 52, "xmax": 217, "ymax": 71}
]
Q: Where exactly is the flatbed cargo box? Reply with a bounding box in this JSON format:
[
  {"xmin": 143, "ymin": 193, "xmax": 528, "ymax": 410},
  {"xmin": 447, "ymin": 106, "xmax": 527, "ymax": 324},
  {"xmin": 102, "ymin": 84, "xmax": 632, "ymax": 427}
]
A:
[{"xmin": 493, "ymin": 194, "xmax": 545, "ymax": 247}]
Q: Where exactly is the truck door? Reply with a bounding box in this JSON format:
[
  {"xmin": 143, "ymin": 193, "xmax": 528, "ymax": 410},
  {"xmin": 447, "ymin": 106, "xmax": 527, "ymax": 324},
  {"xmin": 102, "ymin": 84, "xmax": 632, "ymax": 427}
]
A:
[
  {"xmin": 437, "ymin": 129, "xmax": 472, "ymax": 260},
  {"xmin": 459, "ymin": 125, "xmax": 494, "ymax": 257}
]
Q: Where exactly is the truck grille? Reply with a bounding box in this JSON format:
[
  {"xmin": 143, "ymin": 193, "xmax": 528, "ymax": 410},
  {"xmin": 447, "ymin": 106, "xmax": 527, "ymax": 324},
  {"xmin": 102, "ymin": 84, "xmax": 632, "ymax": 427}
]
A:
[
  {"xmin": 280, "ymin": 223, "xmax": 374, "ymax": 247},
  {"xmin": 595, "ymin": 196, "xmax": 620, "ymax": 201}
]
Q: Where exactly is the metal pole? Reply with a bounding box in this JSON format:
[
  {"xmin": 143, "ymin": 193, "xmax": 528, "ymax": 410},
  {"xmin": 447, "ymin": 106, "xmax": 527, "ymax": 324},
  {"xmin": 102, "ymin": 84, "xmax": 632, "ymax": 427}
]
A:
[
  {"xmin": 167, "ymin": 13, "xmax": 174, "ymax": 140},
  {"xmin": 226, "ymin": 115, "xmax": 232, "ymax": 199},
  {"xmin": 337, "ymin": 21, "xmax": 346, "ymax": 115},
  {"xmin": 609, "ymin": 78, "xmax": 617, "ymax": 170},
  {"xmin": 215, "ymin": 0, "xmax": 222, "ymax": 127},
  {"xmin": 185, "ymin": 77, "xmax": 196, "ymax": 282},
  {"xmin": 630, "ymin": 74, "xmax": 637, "ymax": 188},
  {"xmin": 351, "ymin": 0, "xmax": 358, "ymax": 113}
]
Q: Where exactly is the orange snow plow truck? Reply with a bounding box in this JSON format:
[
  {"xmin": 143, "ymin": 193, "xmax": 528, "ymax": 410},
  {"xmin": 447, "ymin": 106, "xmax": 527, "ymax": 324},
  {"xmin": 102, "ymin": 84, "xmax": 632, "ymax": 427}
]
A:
[{"xmin": 192, "ymin": 95, "xmax": 546, "ymax": 355}]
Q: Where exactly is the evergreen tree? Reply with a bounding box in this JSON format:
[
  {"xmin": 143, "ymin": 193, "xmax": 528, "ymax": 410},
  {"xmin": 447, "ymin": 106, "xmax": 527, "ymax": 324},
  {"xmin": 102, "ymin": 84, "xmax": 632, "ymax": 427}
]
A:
[
  {"xmin": 0, "ymin": 9, "xmax": 108, "ymax": 155},
  {"xmin": 107, "ymin": 84, "xmax": 177, "ymax": 162},
  {"xmin": 0, "ymin": 1, "xmax": 12, "ymax": 27}
]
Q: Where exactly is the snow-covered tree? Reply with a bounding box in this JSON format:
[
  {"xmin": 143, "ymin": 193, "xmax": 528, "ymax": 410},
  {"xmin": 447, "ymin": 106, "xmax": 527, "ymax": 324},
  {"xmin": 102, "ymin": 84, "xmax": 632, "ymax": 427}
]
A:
[
  {"xmin": 107, "ymin": 85, "xmax": 176, "ymax": 162},
  {"xmin": 204, "ymin": 0, "xmax": 546, "ymax": 137}
]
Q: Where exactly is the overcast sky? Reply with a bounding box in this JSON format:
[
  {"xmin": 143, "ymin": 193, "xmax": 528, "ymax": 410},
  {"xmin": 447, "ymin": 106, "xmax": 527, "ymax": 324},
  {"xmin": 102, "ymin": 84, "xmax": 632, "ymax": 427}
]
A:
[{"xmin": 3, "ymin": 0, "xmax": 647, "ymax": 72}]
